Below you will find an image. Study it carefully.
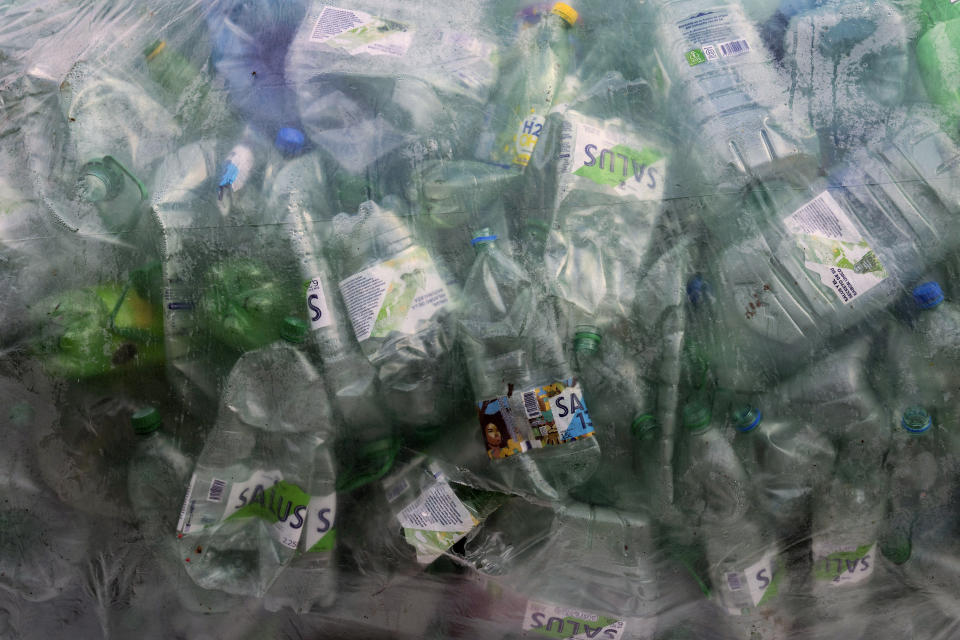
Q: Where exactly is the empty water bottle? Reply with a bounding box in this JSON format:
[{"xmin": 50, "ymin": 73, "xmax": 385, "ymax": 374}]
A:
[
  {"xmin": 177, "ymin": 317, "xmax": 332, "ymax": 596},
  {"xmin": 457, "ymin": 230, "xmax": 600, "ymax": 500},
  {"xmin": 673, "ymin": 400, "xmax": 790, "ymax": 639},
  {"xmin": 327, "ymin": 199, "xmax": 461, "ymax": 439},
  {"xmin": 464, "ymin": 498, "xmax": 658, "ymax": 640},
  {"xmin": 475, "ymin": 3, "xmax": 578, "ymax": 169},
  {"xmin": 647, "ymin": 0, "xmax": 818, "ymax": 185},
  {"xmin": 127, "ymin": 407, "xmax": 242, "ymax": 613}
]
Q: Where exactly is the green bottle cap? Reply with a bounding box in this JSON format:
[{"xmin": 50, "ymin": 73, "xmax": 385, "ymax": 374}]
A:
[
  {"xmin": 682, "ymin": 402, "xmax": 712, "ymax": 432},
  {"xmin": 573, "ymin": 325, "xmax": 601, "ymax": 353},
  {"xmin": 630, "ymin": 414, "xmax": 657, "ymax": 440},
  {"xmin": 280, "ymin": 316, "xmax": 308, "ymax": 343},
  {"xmin": 131, "ymin": 407, "xmax": 162, "ymax": 435},
  {"xmin": 881, "ymin": 536, "xmax": 912, "ymax": 565}
]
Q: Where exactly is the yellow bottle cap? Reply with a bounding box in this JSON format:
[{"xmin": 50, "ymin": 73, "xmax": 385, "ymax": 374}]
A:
[{"xmin": 551, "ymin": 2, "xmax": 578, "ymax": 26}]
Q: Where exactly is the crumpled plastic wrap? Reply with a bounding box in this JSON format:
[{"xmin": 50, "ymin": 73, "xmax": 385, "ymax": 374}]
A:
[{"xmin": 3, "ymin": 0, "xmax": 960, "ymax": 638}]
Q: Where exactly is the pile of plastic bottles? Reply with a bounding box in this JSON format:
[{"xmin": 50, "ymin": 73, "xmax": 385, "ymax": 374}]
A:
[{"xmin": 3, "ymin": 0, "xmax": 960, "ymax": 637}]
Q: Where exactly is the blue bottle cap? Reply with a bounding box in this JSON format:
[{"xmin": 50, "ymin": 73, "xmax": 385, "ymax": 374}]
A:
[
  {"xmin": 686, "ymin": 275, "xmax": 712, "ymax": 307},
  {"xmin": 912, "ymin": 282, "xmax": 944, "ymax": 310},
  {"xmin": 219, "ymin": 162, "xmax": 239, "ymax": 188},
  {"xmin": 470, "ymin": 233, "xmax": 498, "ymax": 246},
  {"xmin": 732, "ymin": 407, "xmax": 763, "ymax": 433},
  {"xmin": 275, "ymin": 127, "xmax": 306, "ymax": 156},
  {"xmin": 901, "ymin": 407, "xmax": 932, "ymax": 434}
]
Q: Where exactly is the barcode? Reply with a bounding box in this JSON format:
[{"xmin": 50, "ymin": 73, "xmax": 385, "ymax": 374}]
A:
[
  {"xmin": 523, "ymin": 391, "xmax": 542, "ymax": 419},
  {"xmin": 726, "ymin": 572, "xmax": 743, "ymax": 591},
  {"xmin": 207, "ymin": 479, "xmax": 226, "ymax": 502},
  {"xmin": 718, "ymin": 39, "xmax": 750, "ymax": 57}
]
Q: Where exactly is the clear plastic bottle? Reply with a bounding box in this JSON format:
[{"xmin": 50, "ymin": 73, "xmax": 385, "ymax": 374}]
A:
[
  {"xmin": 127, "ymin": 407, "xmax": 242, "ymax": 613},
  {"xmin": 648, "ymin": 0, "xmax": 819, "ymax": 184},
  {"xmin": 464, "ymin": 498, "xmax": 658, "ymax": 640},
  {"xmin": 327, "ymin": 199, "xmax": 461, "ymax": 440},
  {"xmin": 457, "ymin": 230, "xmax": 601, "ymax": 500},
  {"xmin": 176, "ymin": 317, "xmax": 332, "ymax": 597},
  {"xmin": 808, "ymin": 457, "xmax": 887, "ymax": 635},
  {"xmin": 474, "ymin": 3, "xmax": 578, "ymax": 169},
  {"xmin": 674, "ymin": 401, "xmax": 790, "ymax": 640}
]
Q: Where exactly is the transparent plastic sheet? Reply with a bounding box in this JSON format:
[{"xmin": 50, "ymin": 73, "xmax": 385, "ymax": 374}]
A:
[{"xmin": 3, "ymin": 0, "xmax": 960, "ymax": 638}]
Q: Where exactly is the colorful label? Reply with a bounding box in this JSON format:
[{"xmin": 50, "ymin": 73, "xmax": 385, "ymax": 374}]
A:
[
  {"xmin": 478, "ymin": 379, "xmax": 594, "ymax": 460},
  {"xmin": 396, "ymin": 481, "xmax": 477, "ymax": 564},
  {"xmin": 305, "ymin": 276, "xmax": 332, "ymax": 330},
  {"xmin": 339, "ymin": 246, "xmax": 449, "ymax": 342},
  {"xmin": 310, "ymin": 6, "xmax": 414, "ymax": 57},
  {"xmin": 784, "ymin": 191, "xmax": 887, "ymax": 305},
  {"xmin": 522, "ymin": 600, "xmax": 627, "ymax": 639},
  {"xmin": 303, "ymin": 493, "xmax": 337, "ymax": 552},
  {"xmin": 558, "ymin": 112, "xmax": 665, "ymax": 202},
  {"xmin": 812, "ymin": 542, "xmax": 876, "ymax": 586},
  {"xmin": 514, "ymin": 112, "xmax": 546, "ymax": 167}
]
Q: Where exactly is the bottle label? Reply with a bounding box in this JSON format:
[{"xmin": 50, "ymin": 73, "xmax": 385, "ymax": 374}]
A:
[
  {"xmin": 309, "ymin": 6, "xmax": 414, "ymax": 57},
  {"xmin": 558, "ymin": 112, "xmax": 666, "ymax": 202},
  {"xmin": 396, "ymin": 480, "xmax": 477, "ymax": 564},
  {"xmin": 784, "ymin": 191, "xmax": 887, "ymax": 305},
  {"xmin": 305, "ymin": 276, "xmax": 333, "ymax": 330},
  {"xmin": 178, "ymin": 470, "xmax": 311, "ymax": 551},
  {"xmin": 721, "ymin": 550, "xmax": 780, "ymax": 613},
  {"xmin": 478, "ymin": 379, "xmax": 595, "ymax": 460},
  {"xmin": 303, "ymin": 493, "xmax": 337, "ymax": 553},
  {"xmin": 812, "ymin": 542, "xmax": 876, "ymax": 586},
  {"xmin": 339, "ymin": 246, "xmax": 449, "ymax": 342},
  {"xmin": 513, "ymin": 112, "xmax": 546, "ymax": 167},
  {"xmin": 522, "ymin": 600, "xmax": 628, "ymax": 639},
  {"xmin": 677, "ymin": 10, "xmax": 752, "ymax": 67}
]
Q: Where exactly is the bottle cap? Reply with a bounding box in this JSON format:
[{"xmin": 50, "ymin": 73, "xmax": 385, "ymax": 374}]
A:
[
  {"xmin": 471, "ymin": 228, "xmax": 497, "ymax": 246},
  {"xmin": 275, "ymin": 127, "xmax": 306, "ymax": 157},
  {"xmin": 901, "ymin": 407, "xmax": 932, "ymax": 434},
  {"xmin": 630, "ymin": 414, "xmax": 657, "ymax": 440},
  {"xmin": 144, "ymin": 40, "xmax": 166, "ymax": 62},
  {"xmin": 880, "ymin": 537, "xmax": 911, "ymax": 565},
  {"xmin": 551, "ymin": 2, "xmax": 578, "ymax": 25},
  {"xmin": 686, "ymin": 275, "xmax": 712, "ymax": 307},
  {"xmin": 280, "ymin": 316, "xmax": 308, "ymax": 343},
  {"xmin": 131, "ymin": 407, "xmax": 162, "ymax": 435},
  {"xmin": 682, "ymin": 402, "xmax": 712, "ymax": 432},
  {"xmin": 912, "ymin": 281, "xmax": 944, "ymax": 310},
  {"xmin": 219, "ymin": 163, "xmax": 239, "ymax": 189},
  {"xmin": 573, "ymin": 325, "xmax": 601, "ymax": 352},
  {"xmin": 731, "ymin": 406, "xmax": 763, "ymax": 433}
]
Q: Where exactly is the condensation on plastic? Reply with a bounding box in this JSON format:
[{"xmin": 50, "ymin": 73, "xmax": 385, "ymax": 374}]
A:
[{"xmin": 3, "ymin": 0, "xmax": 960, "ymax": 638}]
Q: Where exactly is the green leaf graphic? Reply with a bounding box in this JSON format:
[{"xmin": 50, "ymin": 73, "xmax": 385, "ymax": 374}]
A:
[{"xmin": 573, "ymin": 144, "xmax": 662, "ymax": 188}]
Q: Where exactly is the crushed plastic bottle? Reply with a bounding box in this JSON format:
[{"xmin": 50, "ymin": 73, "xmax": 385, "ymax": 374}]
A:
[
  {"xmin": 176, "ymin": 317, "xmax": 333, "ymax": 597},
  {"xmin": 456, "ymin": 230, "xmax": 600, "ymax": 500}
]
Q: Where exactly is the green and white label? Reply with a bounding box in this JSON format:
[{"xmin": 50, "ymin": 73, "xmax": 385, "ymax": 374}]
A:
[
  {"xmin": 522, "ymin": 600, "xmax": 627, "ymax": 639},
  {"xmin": 310, "ymin": 6, "xmax": 414, "ymax": 57},
  {"xmin": 396, "ymin": 480, "xmax": 476, "ymax": 564},
  {"xmin": 178, "ymin": 470, "xmax": 311, "ymax": 551},
  {"xmin": 812, "ymin": 541, "xmax": 876, "ymax": 586},
  {"xmin": 558, "ymin": 112, "xmax": 665, "ymax": 202},
  {"xmin": 339, "ymin": 245, "xmax": 449, "ymax": 342},
  {"xmin": 303, "ymin": 493, "xmax": 337, "ymax": 553},
  {"xmin": 784, "ymin": 191, "xmax": 887, "ymax": 305},
  {"xmin": 224, "ymin": 470, "xmax": 311, "ymax": 550}
]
